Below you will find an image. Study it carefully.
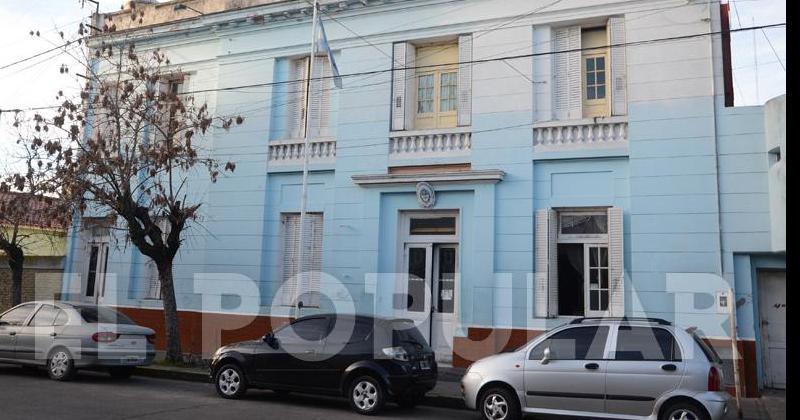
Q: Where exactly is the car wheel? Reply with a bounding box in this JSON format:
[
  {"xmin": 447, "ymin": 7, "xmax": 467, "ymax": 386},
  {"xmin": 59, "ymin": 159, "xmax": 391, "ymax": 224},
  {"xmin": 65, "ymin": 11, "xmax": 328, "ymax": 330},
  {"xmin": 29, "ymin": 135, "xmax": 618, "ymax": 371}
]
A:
[
  {"xmin": 108, "ymin": 367, "xmax": 135, "ymax": 379},
  {"xmin": 661, "ymin": 400, "xmax": 710, "ymax": 420},
  {"xmin": 479, "ymin": 387, "xmax": 520, "ymax": 420},
  {"xmin": 348, "ymin": 375, "xmax": 386, "ymax": 415},
  {"xmin": 215, "ymin": 364, "xmax": 247, "ymax": 399},
  {"xmin": 47, "ymin": 348, "xmax": 75, "ymax": 381}
]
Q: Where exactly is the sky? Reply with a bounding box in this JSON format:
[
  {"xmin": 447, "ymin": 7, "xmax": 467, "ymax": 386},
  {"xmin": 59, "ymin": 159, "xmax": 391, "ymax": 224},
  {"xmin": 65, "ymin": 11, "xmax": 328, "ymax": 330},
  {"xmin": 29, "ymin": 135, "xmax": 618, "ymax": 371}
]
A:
[{"xmin": 0, "ymin": 0, "xmax": 787, "ymax": 168}]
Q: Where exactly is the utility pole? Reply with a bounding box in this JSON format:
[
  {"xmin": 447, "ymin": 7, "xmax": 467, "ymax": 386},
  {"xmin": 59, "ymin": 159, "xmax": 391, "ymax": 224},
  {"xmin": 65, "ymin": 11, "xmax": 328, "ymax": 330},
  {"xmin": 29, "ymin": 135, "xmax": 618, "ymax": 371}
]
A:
[
  {"xmin": 752, "ymin": 17, "xmax": 760, "ymax": 104},
  {"xmin": 295, "ymin": 0, "xmax": 320, "ymax": 319},
  {"xmin": 729, "ymin": 289, "xmax": 744, "ymax": 419}
]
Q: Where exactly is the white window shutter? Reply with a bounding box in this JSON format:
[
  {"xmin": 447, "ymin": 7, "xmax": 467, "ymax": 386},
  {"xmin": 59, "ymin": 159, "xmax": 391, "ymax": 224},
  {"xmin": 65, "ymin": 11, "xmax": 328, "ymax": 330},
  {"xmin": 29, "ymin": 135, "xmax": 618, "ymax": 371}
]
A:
[
  {"xmin": 281, "ymin": 213, "xmax": 323, "ymax": 307},
  {"xmin": 145, "ymin": 258, "xmax": 160, "ymax": 299},
  {"xmin": 532, "ymin": 25, "xmax": 553, "ymax": 122},
  {"xmin": 457, "ymin": 34, "xmax": 473, "ymax": 127},
  {"xmin": 288, "ymin": 57, "xmax": 310, "ymax": 139},
  {"xmin": 403, "ymin": 43, "xmax": 417, "ymax": 128},
  {"xmin": 281, "ymin": 214, "xmax": 300, "ymax": 306},
  {"xmin": 552, "ymin": 26, "xmax": 582, "ymax": 120},
  {"xmin": 144, "ymin": 217, "xmax": 169, "ymax": 300},
  {"xmin": 535, "ymin": 209, "xmax": 558, "ymax": 317},
  {"xmin": 608, "ymin": 17, "xmax": 627, "ymax": 116},
  {"xmin": 534, "ymin": 210, "xmax": 549, "ymax": 318},
  {"xmin": 547, "ymin": 209, "xmax": 559, "ymax": 316},
  {"xmin": 608, "ymin": 207, "xmax": 625, "ymax": 316},
  {"xmin": 308, "ymin": 56, "xmax": 331, "ymax": 138},
  {"xmin": 391, "ymin": 42, "xmax": 408, "ymax": 131},
  {"xmin": 305, "ymin": 213, "xmax": 324, "ymax": 308}
]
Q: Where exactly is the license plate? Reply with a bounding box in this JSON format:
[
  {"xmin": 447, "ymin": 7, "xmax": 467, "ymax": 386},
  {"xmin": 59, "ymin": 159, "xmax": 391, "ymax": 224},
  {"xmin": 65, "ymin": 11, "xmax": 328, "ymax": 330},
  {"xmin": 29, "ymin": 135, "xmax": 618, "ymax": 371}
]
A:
[
  {"xmin": 124, "ymin": 356, "xmax": 143, "ymax": 363},
  {"xmin": 419, "ymin": 360, "xmax": 431, "ymax": 370}
]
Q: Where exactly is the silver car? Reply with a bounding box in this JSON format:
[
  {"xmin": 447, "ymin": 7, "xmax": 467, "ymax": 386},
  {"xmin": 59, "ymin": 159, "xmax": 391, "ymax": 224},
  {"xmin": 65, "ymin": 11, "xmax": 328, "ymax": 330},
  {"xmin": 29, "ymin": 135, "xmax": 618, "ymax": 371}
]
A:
[
  {"xmin": 462, "ymin": 317, "xmax": 730, "ymax": 420},
  {"xmin": 0, "ymin": 301, "xmax": 156, "ymax": 380}
]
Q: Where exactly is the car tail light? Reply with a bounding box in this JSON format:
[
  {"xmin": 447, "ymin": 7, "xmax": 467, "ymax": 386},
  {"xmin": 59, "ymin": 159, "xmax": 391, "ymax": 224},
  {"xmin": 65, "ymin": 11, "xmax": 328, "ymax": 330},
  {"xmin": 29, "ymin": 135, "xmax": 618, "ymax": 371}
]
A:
[
  {"xmin": 381, "ymin": 346, "xmax": 410, "ymax": 361},
  {"xmin": 146, "ymin": 334, "xmax": 156, "ymax": 344},
  {"xmin": 92, "ymin": 332, "xmax": 119, "ymax": 343},
  {"xmin": 708, "ymin": 366, "xmax": 721, "ymax": 391}
]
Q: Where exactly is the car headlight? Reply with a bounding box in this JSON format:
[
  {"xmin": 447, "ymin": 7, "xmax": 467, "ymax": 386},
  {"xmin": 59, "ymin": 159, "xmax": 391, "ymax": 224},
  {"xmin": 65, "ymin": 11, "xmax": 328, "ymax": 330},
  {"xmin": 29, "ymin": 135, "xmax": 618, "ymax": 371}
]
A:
[
  {"xmin": 381, "ymin": 346, "xmax": 410, "ymax": 361},
  {"xmin": 212, "ymin": 347, "xmax": 225, "ymax": 359}
]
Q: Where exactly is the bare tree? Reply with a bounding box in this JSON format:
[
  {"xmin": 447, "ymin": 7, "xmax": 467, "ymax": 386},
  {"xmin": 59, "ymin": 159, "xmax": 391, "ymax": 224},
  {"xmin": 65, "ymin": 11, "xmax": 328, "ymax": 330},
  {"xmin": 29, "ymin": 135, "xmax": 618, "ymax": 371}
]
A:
[
  {"xmin": 14, "ymin": 28, "xmax": 243, "ymax": 362},
  {"xmin": 0, "ymin": 123, "xmax": 68, "ymax": 307}
]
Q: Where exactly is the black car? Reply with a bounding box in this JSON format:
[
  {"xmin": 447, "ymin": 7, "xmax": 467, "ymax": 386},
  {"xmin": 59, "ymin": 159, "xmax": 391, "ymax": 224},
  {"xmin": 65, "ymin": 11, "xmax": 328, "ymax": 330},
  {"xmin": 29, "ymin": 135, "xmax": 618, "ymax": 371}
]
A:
[{"xmin": 209, "ymin": 314, "xmax": 437, "ymax": 415}]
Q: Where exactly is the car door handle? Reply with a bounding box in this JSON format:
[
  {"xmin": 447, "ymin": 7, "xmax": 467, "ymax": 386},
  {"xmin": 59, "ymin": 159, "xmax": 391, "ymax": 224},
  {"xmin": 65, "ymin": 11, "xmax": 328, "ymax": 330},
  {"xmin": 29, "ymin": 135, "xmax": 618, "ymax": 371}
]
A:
[
  {"xmin": 661, "ymin": 364, "xmax": 677, "ymax": 372},
  {"xmin": 584, "ymin": 363, "xmax": 600, "ymax": 370},
  {"xmin": 8, "ymin": 331, "xmax": 16, "ymax": 336},
  {"xmin": 50, "ymin": 332, "xmax": 57, "ymax": 337}
]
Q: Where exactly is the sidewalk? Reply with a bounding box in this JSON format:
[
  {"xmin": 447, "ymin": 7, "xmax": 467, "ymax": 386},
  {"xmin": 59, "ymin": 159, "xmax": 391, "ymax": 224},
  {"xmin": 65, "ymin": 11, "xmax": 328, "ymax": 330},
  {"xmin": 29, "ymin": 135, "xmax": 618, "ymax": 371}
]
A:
[{"xmin": 134, "ymin": 363, "xmax": 780, "ymax": 419}]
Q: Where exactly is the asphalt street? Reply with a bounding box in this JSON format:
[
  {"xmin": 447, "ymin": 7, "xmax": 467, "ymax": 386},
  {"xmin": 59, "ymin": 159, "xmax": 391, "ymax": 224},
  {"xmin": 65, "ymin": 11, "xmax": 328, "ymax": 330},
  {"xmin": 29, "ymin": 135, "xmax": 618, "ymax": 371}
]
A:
[{"xmin": 0, "ymin": 364, "xmax": 470, "ymax": 420}]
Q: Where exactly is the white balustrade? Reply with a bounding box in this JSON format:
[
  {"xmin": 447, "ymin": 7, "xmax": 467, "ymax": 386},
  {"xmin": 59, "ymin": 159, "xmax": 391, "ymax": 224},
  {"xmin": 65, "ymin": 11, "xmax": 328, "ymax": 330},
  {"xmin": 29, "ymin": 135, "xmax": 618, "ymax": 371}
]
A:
[
  {"xmin": 267, "ymin": 138, "xmax": 336, "ymax": 165},
  {"xmin": 533, "ymin": 118, "xmax": 628, "ymax": 153},
  {"xmin": 389, "ymin": 128, "xmax": 471, "ymax": 159}
]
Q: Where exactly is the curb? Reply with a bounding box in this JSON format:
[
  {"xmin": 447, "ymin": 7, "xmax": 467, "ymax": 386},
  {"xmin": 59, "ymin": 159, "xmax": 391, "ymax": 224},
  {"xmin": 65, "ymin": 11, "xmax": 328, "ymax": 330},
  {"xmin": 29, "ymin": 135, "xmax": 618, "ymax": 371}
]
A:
[
  {"xmin": 132, "ymin": 366, "xmax": 468, "ymax": 410},
  {"xmin": 134, "ymin": 366, "xmax": 209, "ymax": 383},
  {"xmin": 420, "ymin": 394, "xmax": 466, "ymax": 410}
]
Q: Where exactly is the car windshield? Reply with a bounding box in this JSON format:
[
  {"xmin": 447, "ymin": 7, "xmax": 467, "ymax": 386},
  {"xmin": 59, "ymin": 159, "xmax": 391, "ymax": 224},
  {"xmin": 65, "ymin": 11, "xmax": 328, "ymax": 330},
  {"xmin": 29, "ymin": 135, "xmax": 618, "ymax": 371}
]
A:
[
  {"xmin": 75, "ymin": 305, "xmax": 136, "ymax": 325},
  {"xmin": 391, "ymin": 320, "xmax": 431, "ymax": 352}
]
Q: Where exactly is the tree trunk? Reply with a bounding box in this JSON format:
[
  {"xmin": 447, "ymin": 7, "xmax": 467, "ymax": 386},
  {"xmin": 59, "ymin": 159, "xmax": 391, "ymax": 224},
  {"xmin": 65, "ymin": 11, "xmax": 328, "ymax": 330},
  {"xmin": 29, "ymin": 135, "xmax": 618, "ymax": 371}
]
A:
[
  {"xmin": 7, "ymin": 247, "xmax": 24, "ymax": 307},
  {"xmin": 157, "ymin": 261, "xmax": 182, "ymax": 363}
]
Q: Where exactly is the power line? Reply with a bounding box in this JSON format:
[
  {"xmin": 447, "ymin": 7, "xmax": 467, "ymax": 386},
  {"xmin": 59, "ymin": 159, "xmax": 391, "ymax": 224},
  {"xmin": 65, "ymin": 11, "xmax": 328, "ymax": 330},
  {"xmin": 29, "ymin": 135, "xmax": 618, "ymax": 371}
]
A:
[
  {"xmin": 0, "ymin": 39, "xmax": 80, "ymax": 71},
  {"xmin": 0, "ymin": 22, "xmax": 786, "ymax": 115},
  {"xmin": 759, "ymin": 28, "xmax": 785, "ymax": 71},
  {"xmin": 730, "ymin": 0, "xmax": 745, "ymax": 29}
]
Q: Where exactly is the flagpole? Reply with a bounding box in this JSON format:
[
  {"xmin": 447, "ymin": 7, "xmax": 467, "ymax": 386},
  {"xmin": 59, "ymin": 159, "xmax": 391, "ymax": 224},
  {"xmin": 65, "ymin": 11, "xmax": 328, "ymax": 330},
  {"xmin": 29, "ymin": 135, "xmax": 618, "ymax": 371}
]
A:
[{"xmin": 295, "ymin": 0, "xmax": 319, "ymax": 319}]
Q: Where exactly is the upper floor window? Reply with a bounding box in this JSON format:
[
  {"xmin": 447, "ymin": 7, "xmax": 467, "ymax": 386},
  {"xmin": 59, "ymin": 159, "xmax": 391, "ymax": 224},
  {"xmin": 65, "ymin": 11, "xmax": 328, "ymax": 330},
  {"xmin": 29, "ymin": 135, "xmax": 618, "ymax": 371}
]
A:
[
  {"xmin": 391, "ymin": 35, "xmax": 473, "ymax": 132},
  {"xmin": 414, "ymin": 43, "xmax": 459, "ymax": 130},
  {"xmin": 285, "ymin": 56, "xmax": 332, "ymax": 139},
  {"xmin": 149, "ymin": 74, "xmax": 186, "ymax": 142},
  {"xmin": 582, "ymin": 28, "xmax": 609, "ymax": 118},
  {"xmin": 550, "ymin": 17, "xmax": 627, "ymax": 121}
]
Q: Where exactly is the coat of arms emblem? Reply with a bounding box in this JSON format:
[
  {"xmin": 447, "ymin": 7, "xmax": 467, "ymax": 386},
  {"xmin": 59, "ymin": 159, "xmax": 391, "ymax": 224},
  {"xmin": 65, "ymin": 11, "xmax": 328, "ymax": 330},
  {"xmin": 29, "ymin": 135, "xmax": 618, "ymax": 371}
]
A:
[{"xmin": 416, "ymin": 182, "xmax": 435, "ymax": 208}]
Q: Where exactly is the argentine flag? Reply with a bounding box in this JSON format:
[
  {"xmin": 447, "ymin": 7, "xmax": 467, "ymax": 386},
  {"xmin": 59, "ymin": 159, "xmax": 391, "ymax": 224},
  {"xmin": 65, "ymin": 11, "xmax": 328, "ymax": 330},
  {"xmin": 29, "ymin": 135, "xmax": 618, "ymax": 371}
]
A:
[{"xmin": 314, "ymin": 14, "xmax": 343, "ymax": 89}]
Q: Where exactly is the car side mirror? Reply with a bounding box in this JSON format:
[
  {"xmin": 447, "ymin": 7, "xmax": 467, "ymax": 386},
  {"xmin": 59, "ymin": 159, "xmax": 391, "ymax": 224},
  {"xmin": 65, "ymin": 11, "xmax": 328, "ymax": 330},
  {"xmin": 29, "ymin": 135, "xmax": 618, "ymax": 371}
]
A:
[
  {"xmin": 263, "ymin": 332, "xmax": 279, "ymax": 349},
  {"xmin": 541, "ymin": 347, "xmax": 551, "ymax": 365}
]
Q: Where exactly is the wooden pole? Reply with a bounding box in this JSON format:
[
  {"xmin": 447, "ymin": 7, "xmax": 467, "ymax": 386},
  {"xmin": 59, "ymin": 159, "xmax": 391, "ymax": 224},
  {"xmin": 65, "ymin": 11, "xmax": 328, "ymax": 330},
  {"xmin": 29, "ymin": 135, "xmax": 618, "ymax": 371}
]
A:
[{"xmin": 728, "ymin": 289, "xmax": 743, "ymax": 419}]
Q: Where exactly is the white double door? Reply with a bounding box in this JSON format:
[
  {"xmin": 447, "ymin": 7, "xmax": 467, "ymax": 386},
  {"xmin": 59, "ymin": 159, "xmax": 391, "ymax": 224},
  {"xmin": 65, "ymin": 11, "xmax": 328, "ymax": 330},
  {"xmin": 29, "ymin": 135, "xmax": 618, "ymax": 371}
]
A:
[{"xmin": 401, "ymin": 243, "xmax": 458, "ymax": 364}]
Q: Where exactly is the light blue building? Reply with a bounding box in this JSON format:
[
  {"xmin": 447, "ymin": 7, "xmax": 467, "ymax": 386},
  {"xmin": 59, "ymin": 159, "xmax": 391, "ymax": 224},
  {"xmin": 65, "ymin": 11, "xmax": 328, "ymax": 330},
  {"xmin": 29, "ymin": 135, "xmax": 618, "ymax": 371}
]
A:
[{"xmin": 61, "ymin": 0, "xmax": 784, "ymax": 396}]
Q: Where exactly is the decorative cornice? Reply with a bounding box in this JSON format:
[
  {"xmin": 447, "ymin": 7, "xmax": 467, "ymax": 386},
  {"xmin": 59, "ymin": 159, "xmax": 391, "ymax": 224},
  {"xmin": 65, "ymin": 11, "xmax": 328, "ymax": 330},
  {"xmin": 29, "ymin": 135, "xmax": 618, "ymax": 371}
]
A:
[
  {"xmin": 91, "ymin": 0, "xmax": 407, "ymax": 42},
  {"xmin": 351, "ymin": 169, "xmax": 505, "ymax": 186}
]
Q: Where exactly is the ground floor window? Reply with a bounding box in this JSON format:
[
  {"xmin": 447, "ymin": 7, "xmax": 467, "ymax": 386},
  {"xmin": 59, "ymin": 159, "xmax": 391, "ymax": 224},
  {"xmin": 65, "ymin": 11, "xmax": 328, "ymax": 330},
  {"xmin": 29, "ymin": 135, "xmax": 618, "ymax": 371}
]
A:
[
  {"xmin": 280, "ymin": 212, "xmax": 324, "ymax": 308},
  {"xmin": 535, "ymin": 207, "xmax": 624, "ymax": 318}
]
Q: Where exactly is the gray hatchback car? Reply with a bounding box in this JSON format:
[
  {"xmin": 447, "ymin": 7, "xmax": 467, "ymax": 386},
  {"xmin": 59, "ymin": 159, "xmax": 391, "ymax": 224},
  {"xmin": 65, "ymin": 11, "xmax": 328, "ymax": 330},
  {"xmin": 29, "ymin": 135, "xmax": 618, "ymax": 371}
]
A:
[
  {"xmin": 462, "ymin": 317, "xmax": 730, "ymax": 420},
  {"xmin": 0, "ymin": 301, "xmax": 156, "ymax": 380}
]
